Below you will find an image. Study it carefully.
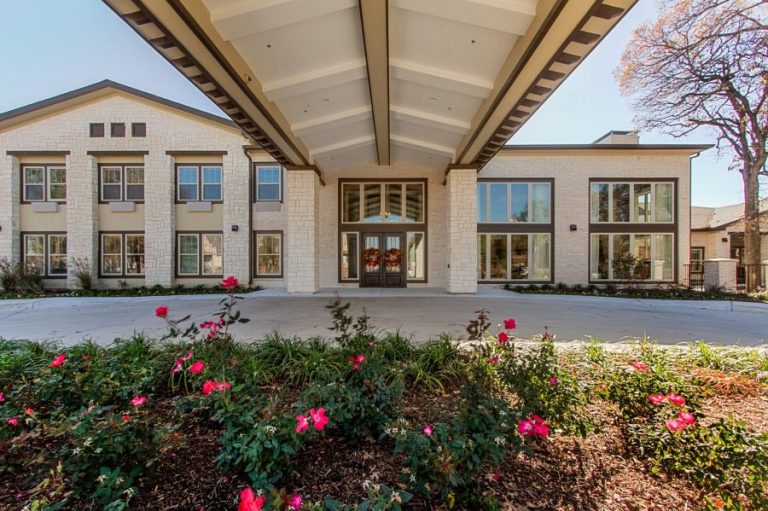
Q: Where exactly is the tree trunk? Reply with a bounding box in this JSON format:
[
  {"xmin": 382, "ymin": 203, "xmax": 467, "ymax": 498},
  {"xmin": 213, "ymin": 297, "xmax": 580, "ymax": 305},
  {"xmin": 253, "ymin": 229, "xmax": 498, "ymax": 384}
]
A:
[{"xmin": 742, "ymin": 164, "xmax": 762, "ymax": 292}]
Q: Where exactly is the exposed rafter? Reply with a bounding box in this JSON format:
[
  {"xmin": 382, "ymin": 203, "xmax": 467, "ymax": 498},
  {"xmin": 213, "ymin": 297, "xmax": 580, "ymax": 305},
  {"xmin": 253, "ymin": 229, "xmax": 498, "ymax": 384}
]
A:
[
  {"xmin": 292, "ymin": 106, "xmax": 372, "ymax": 135},
  {"xmin": 390, "ymin": 106, "xmax": 470, "ymax": 135},
  {"xmin": 311, "ymin": 135, "xmax": 375, "ymax": 157},
  {"xmin": 390, "ymin": 59, "xmax": 494, "ymax": 99},
  {"xmin": 391, "ymin": 135, "xmax": 455, "ymax": 158},
  {"xmin": 358, "ymin": 0, "xmax": 390, "ymax": 165},
  {"xmin": 261, "ymin": 60, "xmax": 367, "ymax": 102}
]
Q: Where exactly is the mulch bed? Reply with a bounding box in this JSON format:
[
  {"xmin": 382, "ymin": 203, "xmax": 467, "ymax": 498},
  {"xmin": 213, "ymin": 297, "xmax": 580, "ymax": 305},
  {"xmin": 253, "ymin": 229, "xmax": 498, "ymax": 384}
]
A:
[{"xmin": 1, "ymin": 385, "xmax": 766, "ymax": 511}]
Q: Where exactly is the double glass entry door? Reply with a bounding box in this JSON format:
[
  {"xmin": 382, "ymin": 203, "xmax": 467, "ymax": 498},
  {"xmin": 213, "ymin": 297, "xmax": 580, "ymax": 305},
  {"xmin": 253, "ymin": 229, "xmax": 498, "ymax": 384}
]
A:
[{"xmin": 361, "ymin": 233, "xmax": 406, "ymax": 287}]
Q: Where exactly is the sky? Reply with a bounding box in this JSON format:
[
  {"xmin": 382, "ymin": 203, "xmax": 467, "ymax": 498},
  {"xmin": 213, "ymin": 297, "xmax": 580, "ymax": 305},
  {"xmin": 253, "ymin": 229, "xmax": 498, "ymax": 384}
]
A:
[{"xmin": 0, "ymin": 0, "xmax": 760, "ymax": 207}]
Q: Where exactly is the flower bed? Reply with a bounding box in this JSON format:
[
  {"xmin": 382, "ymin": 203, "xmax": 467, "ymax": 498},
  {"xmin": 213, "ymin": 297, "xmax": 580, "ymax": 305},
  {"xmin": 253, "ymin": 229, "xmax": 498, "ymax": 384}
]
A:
[{"xmin": 1, "ymin": 279, "xmax": 767, "ymax": 510}]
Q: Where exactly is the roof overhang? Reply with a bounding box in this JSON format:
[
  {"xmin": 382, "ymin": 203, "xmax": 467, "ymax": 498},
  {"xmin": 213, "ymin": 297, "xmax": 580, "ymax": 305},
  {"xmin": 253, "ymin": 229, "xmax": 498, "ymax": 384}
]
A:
[{"xmin": 102, "ymin": 0, "xmax": 637, "ymax": 174}]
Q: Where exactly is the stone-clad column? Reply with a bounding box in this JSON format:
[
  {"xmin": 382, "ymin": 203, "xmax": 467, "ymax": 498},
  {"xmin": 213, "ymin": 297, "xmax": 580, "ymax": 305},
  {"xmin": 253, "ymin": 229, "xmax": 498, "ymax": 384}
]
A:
[
  {"xmin": 144, "ymin": 152, "xmax": 175, "ymax": 287},
  {"xmin": 222, "ymin": 149, "xmax": 251, "ymax": 282},
  {"xmin": 285, "ymin": 169, "xmax": 320, "ymax": 293},
  {"xmin": 703, "ymin": 258, "xmax": 738, "ymax": 293},
  {"xmin": 446, "ymin": 166, "xmax": 477, "ymax": 294},
  {"xmin": 66, "ymin": 153, "xmax": 99, "ymax": 288},
  {"xmin": 0, "ymin": 154, "xmax": 21, "ymax": 266}
]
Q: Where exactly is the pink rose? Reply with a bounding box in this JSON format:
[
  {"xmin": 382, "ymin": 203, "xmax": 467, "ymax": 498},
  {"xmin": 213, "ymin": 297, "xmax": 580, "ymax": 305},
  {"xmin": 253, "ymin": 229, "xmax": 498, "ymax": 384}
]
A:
[
  {"xmin": 222, "ymin": 276, "xmax": 239, "ymax": 290},
  {"xmin": 423, "ymin": 424, "xmax": 433, "ymax": 436},
  {"xmin": 678, "ymin": 411, "xmax": 695, "ymax": 425},
  {"xmin": 310, "ymin": 407, "xmax": 329, "ymax": 431},
  {"xmin": 155, "ymin": 305, "xmax": 169, "ymax": 318},
  {"xmin": 8, "ymin": 417, "xmax": 19, "ymax": 427},
  {"xmin": 296, "ymin": 414, "xmax": 309, "ymax": 433},
  {"xmin": 667, "ymin": 393, "xmax": 686, "ymax": 406},
  {"xmin": 130, "ymin": 395, "xmax": 147, "ymax": 407},
  {"xmin": 666, "ymin": 418, "xmax": 687, "ymax": 432},
  {"xmin": 189, "ymin": 361, "xmax": 205, "ymax": 374},
  {"xmin": 632, "ymin": 360, "xmax": 649, "ymax": 373},
  {"xmin": 648, "ymin": 393, "xmax": 666, "ymax": 406},
  {"xmin": 50, "ymin": 354, "xmax": 66, "ymax": 368}
]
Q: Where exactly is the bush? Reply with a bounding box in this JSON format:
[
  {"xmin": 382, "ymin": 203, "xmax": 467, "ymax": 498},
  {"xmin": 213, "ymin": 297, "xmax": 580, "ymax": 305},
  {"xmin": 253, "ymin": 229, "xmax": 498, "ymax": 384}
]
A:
[
  {"xmin": 71, "ymin": 257, "xmax": 93, "ymax": 291},
  {"xmin": 0, "ymin": 257, "xmax": 44, "ymax": 293}
]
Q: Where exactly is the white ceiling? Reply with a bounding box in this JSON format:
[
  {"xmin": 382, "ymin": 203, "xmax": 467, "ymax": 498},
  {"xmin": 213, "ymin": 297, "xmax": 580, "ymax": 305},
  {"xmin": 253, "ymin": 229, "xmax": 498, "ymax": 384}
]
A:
[{"xmin": 203, "ymin": 0, "xmax": 539, "ymax": 170}]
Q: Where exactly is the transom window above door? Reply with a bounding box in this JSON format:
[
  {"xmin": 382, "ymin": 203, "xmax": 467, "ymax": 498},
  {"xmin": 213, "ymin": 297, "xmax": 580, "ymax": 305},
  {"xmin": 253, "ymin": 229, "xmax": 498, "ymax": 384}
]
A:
[{"xmin": 342, "ymin": 181, "xmax": 424, "ymax": 224}]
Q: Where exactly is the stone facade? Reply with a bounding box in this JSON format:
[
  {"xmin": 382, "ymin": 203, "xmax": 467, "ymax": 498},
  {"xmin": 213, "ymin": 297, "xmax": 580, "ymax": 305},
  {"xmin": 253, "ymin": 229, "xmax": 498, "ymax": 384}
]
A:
[
  {"xmin": 446, "ymin": 167, "xmax": 477, "ymax": 293},
  {"xmin": 0, "ymin": 85, "xmax": 702, "ymax": 293}
]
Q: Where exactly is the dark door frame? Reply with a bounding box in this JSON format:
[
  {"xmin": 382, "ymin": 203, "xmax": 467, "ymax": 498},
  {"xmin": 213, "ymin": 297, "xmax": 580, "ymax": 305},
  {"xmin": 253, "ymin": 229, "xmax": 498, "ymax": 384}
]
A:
[{"xmin": 360, "ymin": 232, "xmax": 406, "ymax": 288}]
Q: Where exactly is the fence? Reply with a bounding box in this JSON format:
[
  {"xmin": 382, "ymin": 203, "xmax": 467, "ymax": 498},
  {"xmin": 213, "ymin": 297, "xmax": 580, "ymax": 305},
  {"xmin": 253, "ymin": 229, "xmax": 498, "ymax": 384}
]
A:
[
  {"xmin": 682, "ymin": 264, "xmax": 704, "ymax": 291},
  {"xmin": 737, "ymin": 263, "xmax": 768, "ymax": 292}
]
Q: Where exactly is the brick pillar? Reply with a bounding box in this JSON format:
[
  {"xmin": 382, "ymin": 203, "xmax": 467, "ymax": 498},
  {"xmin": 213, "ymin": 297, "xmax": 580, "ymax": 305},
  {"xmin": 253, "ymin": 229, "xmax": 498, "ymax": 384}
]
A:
[
  {"xmin": 222, "ymin": 150, "xmax": 251, "ymax": 283},
  {"xmin": 144, "ymin": 152, "xmax": 175, "ymax": 286},
  {"xmin": 703, "ymin": 258, "xmax": 738, "ymax": 292},
  {"xmin": 285, "ymin": 169, "xmax": 319, "ymax": 293},
  {"xmin": 66, "ymin": 153, "xmax": 99, "ymax": 288},
  {"xmin": 0, "ymin": 154, "xmax": 20, "ymax": 265},
  {"xmin": 446, "ymin": 166, "xmax": 477, "ymax": 294}
]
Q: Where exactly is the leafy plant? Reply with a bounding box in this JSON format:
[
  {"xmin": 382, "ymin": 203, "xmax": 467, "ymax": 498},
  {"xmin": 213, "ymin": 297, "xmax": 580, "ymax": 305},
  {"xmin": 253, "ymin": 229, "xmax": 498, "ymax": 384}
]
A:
[
  {"xmin": 71, "ymin": 257, "xmax": 93, "ymax": 291},
  {"xmin": 0, "ymin": 257, "xmax": 44, "ymax": 293}
]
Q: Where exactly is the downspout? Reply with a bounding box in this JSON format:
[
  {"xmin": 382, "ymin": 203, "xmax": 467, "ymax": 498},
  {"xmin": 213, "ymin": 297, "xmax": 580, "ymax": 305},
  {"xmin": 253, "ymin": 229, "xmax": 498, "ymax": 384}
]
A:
[{"xmin": 243, "ymin": 146, "xmax": 254, "ymax": 288}]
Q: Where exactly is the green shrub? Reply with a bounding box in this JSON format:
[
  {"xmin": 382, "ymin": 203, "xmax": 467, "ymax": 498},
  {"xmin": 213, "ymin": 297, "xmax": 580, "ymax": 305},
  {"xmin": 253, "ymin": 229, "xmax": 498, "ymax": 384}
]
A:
[{"xmin": 0, "ymin": 257, "xmax": 44, "ymax": 293}]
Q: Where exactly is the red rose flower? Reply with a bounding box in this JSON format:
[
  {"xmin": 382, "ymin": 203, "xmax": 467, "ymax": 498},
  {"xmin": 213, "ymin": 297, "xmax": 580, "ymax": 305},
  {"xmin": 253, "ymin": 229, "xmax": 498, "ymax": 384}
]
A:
[
  {"xmin": 130, "ymin": 395, "xmax": 147, "ymax": 407},
  {"xmin": 503, "ymin": 318, "xmax": 517, "ymax": 330},
  {"xmin": 498, "ymin": 332, "xmax": 509, "ymax": 344},
  {"xmin": 238, "ymin": 487, "xmax": 265, "ymax": 511},
  {"xmin": 50, "ymin": 354, "xmax": 66, "ymax": 368},
  {"xmin": 155, "ymin": 305, "xmax": 169, "ymax": 318},
  {"xmin": 222, "ymin": 276, "xmax": 239, "ymax": 290},
  {"xmin": 189, "ymin": 361, "xmax": 205, "ymax": 374}
]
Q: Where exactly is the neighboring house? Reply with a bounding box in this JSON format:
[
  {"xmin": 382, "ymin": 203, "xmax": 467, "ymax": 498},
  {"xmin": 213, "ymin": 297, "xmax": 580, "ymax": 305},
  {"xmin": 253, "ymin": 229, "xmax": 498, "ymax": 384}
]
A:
[
  {"xmin": 0, "ymin": 82, "xmax": 710, "ymax": 292},
  {"xmin": 690, "ymin": 199, "xmax": 768, "ymax": 281}
]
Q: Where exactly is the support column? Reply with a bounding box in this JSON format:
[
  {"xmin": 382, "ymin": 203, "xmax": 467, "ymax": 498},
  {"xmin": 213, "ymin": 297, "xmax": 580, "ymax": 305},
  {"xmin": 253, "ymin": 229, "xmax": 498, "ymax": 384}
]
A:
[
  {"xmin": 222, "ymin": 150, "xmax": 251, "ymax": 283},
  {"xmin": 446, "ymin": 166, "xmax": 477, "ymax": 294},
  {"xmin": 66, "ymin": 153, "xmax": 99, "ymax": 289},
  {"xmin": 285, "ymin": 168, "xmax": 320, "ymax": 293},
  {"xmin": 144, "ymin": 152, "xmax": 175, "ymax": 287},
  {"xmin": 703, "ymin": 258, "xmax": 738, "ymax": 293},
  {"xmin": 0, "ymin": 155, "xmax": 21, "ymax": 266}
]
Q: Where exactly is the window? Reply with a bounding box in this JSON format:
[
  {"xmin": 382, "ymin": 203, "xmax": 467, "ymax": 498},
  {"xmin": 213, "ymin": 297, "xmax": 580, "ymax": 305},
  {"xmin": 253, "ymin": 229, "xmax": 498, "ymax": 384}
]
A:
[
  {"xmin": 590, "ymin": 233, "xmax": 674, "ymax": 281},
  {"xmin": 407, "ymin": 232, "xmax": 426, "ymax": 280},
  {"xmin": 477, "ymin": 181, "xmax": 551, "ymax": 223},
  {"xmin": 176, "ymin": 165, "xmax": 223, "ymax": 202},
  {"xmin": 477, "ymin": 233, "xmax": 551, "ymax": 281},
  {"xmin": 23, "ymin": 233, "xmax": 67, "ymax": 276},
  {"xmin": 100, "ymin": 165, "xmax": 144, "ymax": 202},
  {"xmin": 177, "ymin": 233, "xmax": 223, "ymax": 276},
  {"xmin": 131, "ymin": 123, "xmax": 146, "ymax": 137},
  {"xmin": 341, "ymin": 232, "xmax": 359, "ymax": 281},
  {"xmin": 341, "ymin": 182, "xmax": 425, "ymax": 224},
  {"xmin": 590, "ymin": 181, "xmax": 675, "ymax": 223},
  {"xmin": 255, "ymin": 165, "xmax": 281, "ymax": 201},
  {"xmin": 90, "ymin": 123, "xmax": 104, "ymax": 137},
  {"xmin": 99, "ymin": 233, "xmax": 145, "ymax": 277},
  {"xmin": 255, "ymin": 232, "xmax": 282, "ymax": 276},
  {"xmin": 22, "ymin": 165, "xmax": 66, "ymax": 202},
  {"xmin": 690, "ymin": 247, "xmax": 705, "ymax": 273},
  {"xmin": 111, "ymin": 123, "xmax": 126, "ymax": 137}
]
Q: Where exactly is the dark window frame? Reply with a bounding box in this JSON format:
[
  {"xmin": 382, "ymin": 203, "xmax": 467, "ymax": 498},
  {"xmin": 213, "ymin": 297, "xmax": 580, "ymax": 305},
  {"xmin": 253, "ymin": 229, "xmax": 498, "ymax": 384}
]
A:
[
  {"xmin": 174, "ymin": 163, "xmax": 224, "ymax": 203},
  {"xmin": 98, "ymin": 163, "xmax": 145, "ymax": 203},
  {"xmin": 89, "ymin": 123, "xmax": 105, "ymax": 137},
  {"xmin": 175, "ymin": 231, "xmax": 224, "ymax": 278},
  {"xmin": 477, "ymin": 178, "xmax": 554, "ymax": 225},
  {"xmin": 131, "ymin": 123, "xmax": 147, "ymax": 137},
  {"xmin": 690, "ymin": 246, "xmax": 705, "ymax": 273},
  {"xmin": 587, "ymin": 177, "xmax": 679, "ymax": 284},
  {"xmin": 254, "ymin": 163, "xmax": 283, "ymax": 202},
  {"xmin": 98, "ymin": 231, "xmax": 146, "ymax": 278},
  {"xmin": 253, "ymin": 230, "xmax": 283, "ymax": 278},
  {"xmin": 20, "ymin": 163, "xmax": 67, "ymax": 203},
  {"xmin": 110, "ymin": 123, "xmax": 126, "ymax": 137},
  {"xmin": 20, "ymin": 231, "xmax": 67, "ymax": 278}
]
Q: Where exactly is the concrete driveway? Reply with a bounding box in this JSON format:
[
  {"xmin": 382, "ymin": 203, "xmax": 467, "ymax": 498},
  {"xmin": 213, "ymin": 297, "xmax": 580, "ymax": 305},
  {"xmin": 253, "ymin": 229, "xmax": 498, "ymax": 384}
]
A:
[{"xmin": 0, "ymin": 288, "xmax": 765, "ymax": 346}]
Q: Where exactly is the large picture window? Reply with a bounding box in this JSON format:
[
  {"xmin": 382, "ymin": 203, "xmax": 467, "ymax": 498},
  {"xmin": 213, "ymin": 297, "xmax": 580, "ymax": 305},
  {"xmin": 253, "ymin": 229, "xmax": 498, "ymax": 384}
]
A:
[
  {"xmin": 100, "ymin": 165, "xmax": 144, "ymax": 202},
  {"xmin": 255, "ymin": 232, "xmax": 282, "ymax": 277},
  {"xmin": 22, "ymin": 165, "xmax": 66, "ymax": 202},
  {"xmin": 477, "ymin": 233, "xmax": 551, "ymax": 281},
  {"xmin": 100, "ymin": 233, "xmax": 145, "ymax": 277},
  {"xmin": 590, "ymin": 233, "xmax": 674, "ymax": 281},
  {"xmin": 590, "ymin": 181, "xmax": 674, "ymax": 223},
  {"xmin": 177, "ymin": 233, "xmax": 223, "ymax": 276},
  {"xmin": 176, "ymin": 165, "xmax": 223, "ymax": 202},
  {"xmin": 477, "ymin": 181, "xmax": 551, "ymax": 223},
  {"xmin": 255, "ymin": 165, "xmax": 282, "ymax": 201},
  {"xmin": 23, "ymin": 233, "xmax": 67, "ymax": 276},
  {"xmin": 342, "ymin": 182, "xmax": 425, "ymax": 224}
]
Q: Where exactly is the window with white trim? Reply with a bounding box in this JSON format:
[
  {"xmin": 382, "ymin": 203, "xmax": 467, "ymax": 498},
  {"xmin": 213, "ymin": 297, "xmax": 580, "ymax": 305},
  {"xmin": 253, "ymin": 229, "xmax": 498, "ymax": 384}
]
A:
[
  {"xmin": 23, "ymin": 233, "xmax": 67, "ymax": 276},
  {"xmin": 176, "ymin": 165, "xmax": 223, "ymax": 202},
  {"xmin": 100, "ymin": 233, "xmax": 145, "ymax": 276},
  {"xmin": 22, "ymin": 165, "xmax": 66, "ymax": 202},
  {"xmin": 177, "ymin": 233, "xmax": 223, "ymax": 276},
  {"xmin": 100, "ymin": 165, "xmax": 144, "ymax": 202},
  {"xmin": 255, "ymin": 232, "xmax": 282, "ymax": 276},
  {"xmin": 255, "ymin": 165, "xmax": 282, "ymax": 201}
]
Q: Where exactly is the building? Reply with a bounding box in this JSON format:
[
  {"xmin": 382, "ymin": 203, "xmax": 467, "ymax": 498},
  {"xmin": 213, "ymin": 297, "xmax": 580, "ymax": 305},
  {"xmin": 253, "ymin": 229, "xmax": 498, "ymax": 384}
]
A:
[
  {"xmin": 690, "ymin": 199, "xmax": 768, "ymax": 288},
  {"xmin": 0, "ymin": 82, "xmax": 710, "ymax": 292}
]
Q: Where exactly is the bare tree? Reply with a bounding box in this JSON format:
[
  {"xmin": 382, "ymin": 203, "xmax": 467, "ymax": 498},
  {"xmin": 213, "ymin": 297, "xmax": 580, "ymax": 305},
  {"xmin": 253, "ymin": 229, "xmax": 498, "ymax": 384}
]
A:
[{"xmin": 617, "ymin": 0, "xmax": 767, "ymax": 290}]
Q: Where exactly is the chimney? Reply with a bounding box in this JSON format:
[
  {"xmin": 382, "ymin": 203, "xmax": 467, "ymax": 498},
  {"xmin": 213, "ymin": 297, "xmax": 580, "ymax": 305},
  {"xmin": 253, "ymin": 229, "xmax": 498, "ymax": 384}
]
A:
[{"xmin": 593, "ymin": 130, "xmax": 640, "ymax": 145}]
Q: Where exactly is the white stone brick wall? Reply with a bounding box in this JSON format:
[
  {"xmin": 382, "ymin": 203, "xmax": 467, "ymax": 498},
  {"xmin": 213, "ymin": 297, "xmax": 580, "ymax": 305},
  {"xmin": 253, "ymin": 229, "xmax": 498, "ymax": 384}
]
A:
[
  {"xmin": 0, "ymin": 155, "xmax": 20, "ymax": 264},
  {"xmin": 482, "ymin": 151, "xmax": 693, "ymax": 285},
  {"xmin": 222, "ymin": 149, "xmax": 251, "ymax": 282},
  {"xmin": 65, "ymin": 153, "xmax": 99, "ymax": 288},
  {"xmin": 446, "ymin": 168, "xmax": 478, "ymax": 293},
  {"xmin": 285, "ymin": 170, "xmax": 319, "ymax": 292},
  {"xmin": 144, "ymin": 151, "xmax": 175, "ymax": 286}
]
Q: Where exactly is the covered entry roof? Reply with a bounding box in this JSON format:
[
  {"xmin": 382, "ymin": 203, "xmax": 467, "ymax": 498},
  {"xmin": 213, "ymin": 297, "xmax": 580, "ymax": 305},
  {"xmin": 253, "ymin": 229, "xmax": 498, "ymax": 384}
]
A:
[{"xmin": 103, "ymin": 0, "xmax": 636, "ymax": 174}]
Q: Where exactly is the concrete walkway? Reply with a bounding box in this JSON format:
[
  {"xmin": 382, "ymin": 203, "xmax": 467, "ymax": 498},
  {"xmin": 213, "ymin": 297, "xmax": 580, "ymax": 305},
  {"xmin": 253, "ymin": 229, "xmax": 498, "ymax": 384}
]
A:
[{"xmin": 0, "ymin": 288, "xmax": 765, "ymax": 346}]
